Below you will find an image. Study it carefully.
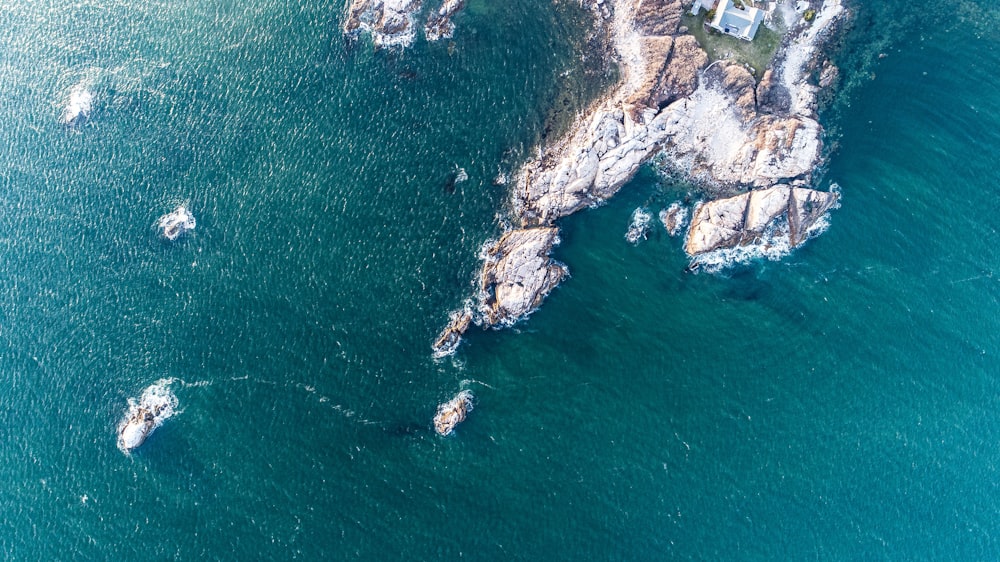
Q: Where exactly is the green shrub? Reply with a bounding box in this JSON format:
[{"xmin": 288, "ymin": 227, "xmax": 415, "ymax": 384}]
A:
[
  {"xmin": 706, "ymin": 8, "xmax": 716, "ymax": 21},
  {"xmin": 804, "ymin": 9, "xmax": 816, "ymax": 22}
]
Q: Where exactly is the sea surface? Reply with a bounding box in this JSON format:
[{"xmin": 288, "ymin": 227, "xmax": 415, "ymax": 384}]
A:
[{"xmin": 1, "ymin": 0, "xmax": 998, "ymax": 559}]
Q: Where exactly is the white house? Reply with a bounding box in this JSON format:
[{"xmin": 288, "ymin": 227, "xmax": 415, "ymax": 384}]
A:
[{"xmin": 692, "ymin": 0, "xmax": 765, "ymax": 41}]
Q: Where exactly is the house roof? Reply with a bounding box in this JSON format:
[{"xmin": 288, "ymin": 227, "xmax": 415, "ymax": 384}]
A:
[{"xmin": 709, "ymin": 0, "xmax": 765, "ymax": 41}]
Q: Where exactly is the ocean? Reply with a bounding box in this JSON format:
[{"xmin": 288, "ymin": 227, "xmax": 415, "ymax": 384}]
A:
[{"xmin": 1, "ymin": 0, "xmax": 998, "ymax": 559}]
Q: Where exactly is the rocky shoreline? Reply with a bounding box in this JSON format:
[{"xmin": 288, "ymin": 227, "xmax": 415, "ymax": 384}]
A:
[{"xmin": 430, "ymin": 0, "xmax": 848, "ymax": 357}]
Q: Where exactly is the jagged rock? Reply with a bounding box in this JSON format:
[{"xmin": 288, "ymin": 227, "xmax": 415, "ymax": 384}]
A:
[
  {"xmin": 516, "ymin": 107, "xmax": 667, "ymax": 223},
  {"xmin": 479, "ymin": 228, "xmax": 567, "ymax": 326},
  {"xmin": 650, "ymin": 35, "xmax": 708, "ymax": 107},
  {"xmin": 628, "ymin": 36, "xmax": 674, "ymax": 112},
  {"xmin": 434, "ymin": 390, "xmax": 474, "ymax": 436},
  {"xmin": 633, "ymin": 0, "xmax": 683, "ymax": 35},
  {"xmin": 425, "ymin": 0, "xmax": 465, "ymax": 41},
  {"xmin": 684, "ymin": 186, "xmax": 838, "ymax": 255},
  {"xmin": 685, "ymin": 193, "xmax": 751, "ymax": 255},
  {"xmin": 432, "ymin": 307, "xmax": 472, "ymax": 358},
  {"xmin": 755, "ymin": 68, "xmax": 791, "ymax": 114},
  {"xmin": 713, "ymin": 62, "xmax": 757, "ymax": 123},
  {"xmin": 343, "ymin": 0, "xmax": 422, "ymax": 47},
  {"xmin": 818, "ymin": 60, "xmax": 839, "ymax": 88},
  {"xmin": 625, "ymin": 207, "xmax": 652, "ymax": 243},
  {"xmin": 788, "ymin": 186, "xmax": 839, "ymax": 244}
]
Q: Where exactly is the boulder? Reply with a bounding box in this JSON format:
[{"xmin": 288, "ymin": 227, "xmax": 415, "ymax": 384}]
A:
[
  {"xmin": 434, "ymin": 390, "xmax": 474, "ymax": 436},
  {"xmin": 650, "ymin": 35, "xmax": 708, "ymax": 108},
  {"xmin": 479, "ymin": 228, "xmax": 567, "ymax": 326}
]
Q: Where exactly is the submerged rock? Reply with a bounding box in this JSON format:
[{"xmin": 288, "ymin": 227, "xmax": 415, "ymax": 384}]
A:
[
  {"xmin": 424, "ymin": 0, "xmax": 465, "ymax": 41},
  {"xmin": 659, "ymin": 202, "xmax": 688, "ymax": 236},
  {"xmin": 434, "ymin": 390, "xmax": 473, "ymax": 436},
  {"xmin": 432, "ymin": 306, "xmax": 473, "ymax": 358},
  {"xmin": 479, "ymin": 228, "xmax": 567, "ymax": 326},
  {"xmin": 157, "ymin": 205, "xmax": 196, "ymax": 240},
  {"xmin": 117, "ymin": 380, "xmax": 178, "ymax": 453}
]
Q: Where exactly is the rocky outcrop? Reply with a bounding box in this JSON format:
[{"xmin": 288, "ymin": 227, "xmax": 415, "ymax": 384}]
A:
[
  {"xmin": 479, "ymin": 228, "xmax": 567, "ymax": 326},
  {"xmin": 648, "ymin": 35, "xmax": 708, "ymax": 109},
  {"xmin": 434, "ymin": 390, "xmax": 474, "ymax": 436},
  {"xmin": 625, "ymin": 207, "xmax": 652, "ymax": 243},
  {"xmin": 344, "ymin": 0, "xmax": 467, "ymax": 46},
  {"xmin": 432, "ymin": 307, "xmax": 472, "ymax": 358},
  {"xmin": 117, "ymin": 380, "xmax": 178, "ymax": 453},
  {"xmin": 519, "ymin": 0, "xmax": 846, "ymax": 213},
  {"xmin": 684, "ymin": 186, "xmax": 839, "ymax": 256},
  {"xmin": 433, "ymin": 0, "xmax": 848, "ymax": 355},
  {"xmin": 425, "ymin": 0, "xmax": 465, "ymax": 41},
  {"xmin": 343, "ymin": 0, "xmax": 422, "ymax": 47}
]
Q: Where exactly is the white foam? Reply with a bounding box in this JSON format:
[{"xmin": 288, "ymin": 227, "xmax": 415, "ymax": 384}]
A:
[
  {"xmin": 157, "ymin": 205, "xmax": 196, "ymax": 240},
  {"xmin": 659, "ymin": 202, "xmax": 689, "ymax": 237},
  {"xmin": 61, "ymin": 83, "xmax": 93, "ymax": 125},
  {"xmin": 117, "ymin": 378, "xmax": 178, "ymax": 453},
  {"xmin": 625, "ymin": 207, "xmax": 652, "ymax": 244}
]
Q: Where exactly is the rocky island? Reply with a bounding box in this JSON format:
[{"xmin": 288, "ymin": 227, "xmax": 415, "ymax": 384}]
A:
[
  {"xmin": 433, "ymin": 390, "xmax": 474, "ymax": 436},
  {"xmin": 433, "ymin": 0, "xmax": 848, "ymax": 356},
  {"xmin": 117, "ymin": 379, "xmax": 179, "ymax": 453}
]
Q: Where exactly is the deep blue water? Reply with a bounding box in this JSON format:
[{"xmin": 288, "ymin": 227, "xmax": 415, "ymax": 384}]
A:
[{"xmin": 1, "ymin": 0, "xmax": 998, "ymax": 559}]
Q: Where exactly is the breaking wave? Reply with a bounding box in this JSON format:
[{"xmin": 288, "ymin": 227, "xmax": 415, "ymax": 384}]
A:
[
  {"xmin": 659, "ymin": 202, "xmax": 689, "ymax": 236},
  {"xmin": 625, "ymin": 207, "xmax": 652, "ymax": 244}
]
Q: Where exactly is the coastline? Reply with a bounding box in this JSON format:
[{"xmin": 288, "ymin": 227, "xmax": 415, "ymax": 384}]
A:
[{"xmin": 434, "ymin": 0, "xmax": 850, "ymax": 356}]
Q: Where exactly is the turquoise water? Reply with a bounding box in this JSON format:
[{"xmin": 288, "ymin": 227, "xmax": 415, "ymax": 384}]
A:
[{"xmin": 1, "ymin": 0, "xmax": 999, "ymax": 558}]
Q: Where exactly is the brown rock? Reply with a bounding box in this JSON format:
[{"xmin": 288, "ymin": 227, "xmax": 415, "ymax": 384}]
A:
[
  {"xmin": 434, "ymin": 390, "xmax": 474, "ymax": 436},
  {"xmin": 755, "ymin": 68, "xmax": 791, "ymax": 114},
  {"xmin": 627, "ymin": 36, "xmax": 674, "ymax": 113},
  {"xmin": 651, "ymin": 35, "xmax": 708, "ymax": 107},
  {"xmin": 633, "ymin": 0, "xmax": 684, "ymax": 36},
  {"xmin": 684, "ymin": 186, "xmax": 838, "ymax": 255},
  {"xmin": 432, "ymin": 307, "xmax": 473, "ymax": 358},
  {"xmin": 716, "ymin": 63, "xmax": 757, "ymax": 123},
  {"xmin": 788, "ymin": 187, "xmax": 839, "ymax": 245}
]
